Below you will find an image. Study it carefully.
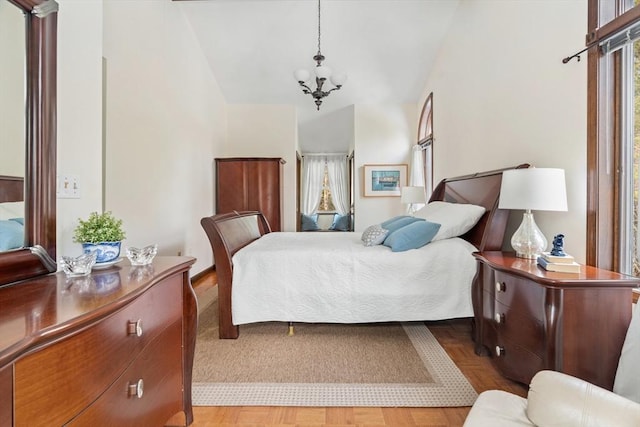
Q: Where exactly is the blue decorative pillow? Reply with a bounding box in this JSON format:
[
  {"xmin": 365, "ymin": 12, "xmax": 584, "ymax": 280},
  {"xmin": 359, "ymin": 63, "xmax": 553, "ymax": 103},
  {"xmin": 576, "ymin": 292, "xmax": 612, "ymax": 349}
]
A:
[
  {"xmin": 383, "ymin": 221, "xmax": 441, "ymax": 252},
  {"xmin": 382, "ymin": 216, "xmax": 425, "ymax": 233},
  {"xmin": 380, "ymin": 215, "xmax": 411, "ymax": 228},
  {"xmin": 329, "ymin": 214, "xmax": 350, "ymax": 231},
  {"xmin": 301, "ymin": 213, "xmax": 320, "ymax": 231},
  {"xmin": 0, "ymin": 219, "xmax": 24, "ymax": 251},
  {"xmin": 9, "ymin": 217, "xmax": 24, "ymax": 225}
]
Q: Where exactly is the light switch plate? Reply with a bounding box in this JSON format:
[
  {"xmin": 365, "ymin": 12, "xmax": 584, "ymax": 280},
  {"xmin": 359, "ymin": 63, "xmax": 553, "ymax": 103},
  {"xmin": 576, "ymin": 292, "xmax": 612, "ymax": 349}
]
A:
[{"xmin": 57, "ymin": 174, "xmax": 80, "ymax": 199}]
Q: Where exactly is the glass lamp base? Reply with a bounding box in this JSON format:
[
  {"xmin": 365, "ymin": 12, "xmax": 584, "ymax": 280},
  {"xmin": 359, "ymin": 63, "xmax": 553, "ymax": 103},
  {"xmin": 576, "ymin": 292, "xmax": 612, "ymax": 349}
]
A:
[{"xmin": 511, "ymin": 211, "xmax": 547, "ymax": 259}]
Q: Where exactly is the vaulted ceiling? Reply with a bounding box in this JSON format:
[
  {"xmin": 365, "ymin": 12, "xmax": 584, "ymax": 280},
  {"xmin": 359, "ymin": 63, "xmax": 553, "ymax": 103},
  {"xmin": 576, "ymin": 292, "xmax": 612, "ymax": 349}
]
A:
[{"xmin": 178, "ymin": 0, "xmax": 460, "ymax": 152}]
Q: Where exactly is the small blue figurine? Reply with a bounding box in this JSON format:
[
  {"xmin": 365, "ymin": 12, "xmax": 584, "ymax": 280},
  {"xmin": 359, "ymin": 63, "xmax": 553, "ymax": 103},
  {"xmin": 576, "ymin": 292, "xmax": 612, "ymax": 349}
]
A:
[{"xmin": 550, "ymin": 234, "xmax": 566, "ymax": 257}]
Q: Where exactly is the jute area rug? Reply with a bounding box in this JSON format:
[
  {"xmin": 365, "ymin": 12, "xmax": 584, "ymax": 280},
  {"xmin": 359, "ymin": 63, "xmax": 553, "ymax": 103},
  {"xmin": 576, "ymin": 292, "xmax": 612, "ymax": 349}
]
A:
[{"xmin": 192, "ymin": 291, "xmax": 477, "ymax": 407}]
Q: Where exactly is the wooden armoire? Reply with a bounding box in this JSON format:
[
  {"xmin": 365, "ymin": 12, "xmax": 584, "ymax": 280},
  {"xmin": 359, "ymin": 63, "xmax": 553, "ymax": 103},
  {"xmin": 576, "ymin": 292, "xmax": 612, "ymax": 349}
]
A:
[{"xmin": 215, "ymin": 157, "xmax": 285, "ymax": 231}]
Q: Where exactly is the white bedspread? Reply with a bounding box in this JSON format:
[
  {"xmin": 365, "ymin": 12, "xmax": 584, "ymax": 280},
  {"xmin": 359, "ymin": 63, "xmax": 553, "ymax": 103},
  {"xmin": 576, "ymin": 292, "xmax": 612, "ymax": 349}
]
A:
[{"xmin": 231, "ymin": 232, "xmax": 478, "ymax": 325}]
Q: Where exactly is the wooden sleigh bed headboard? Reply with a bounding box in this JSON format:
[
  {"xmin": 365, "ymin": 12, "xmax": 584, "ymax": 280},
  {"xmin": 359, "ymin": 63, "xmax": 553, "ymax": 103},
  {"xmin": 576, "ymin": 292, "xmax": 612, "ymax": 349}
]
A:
[
  {"xmin": 201, "ymin": 164, "xmax": 529, "ymax": 338},
  {"xmin": 0, "ymin": 175, "xmax": 24, "ymax": 203}
]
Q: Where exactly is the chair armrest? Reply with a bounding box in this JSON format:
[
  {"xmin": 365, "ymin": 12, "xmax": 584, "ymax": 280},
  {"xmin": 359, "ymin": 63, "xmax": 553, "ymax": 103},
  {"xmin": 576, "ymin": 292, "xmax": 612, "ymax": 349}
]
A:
[{"xmin": 527, "ymin": 370, "xmax": 640, "ymax": 427}]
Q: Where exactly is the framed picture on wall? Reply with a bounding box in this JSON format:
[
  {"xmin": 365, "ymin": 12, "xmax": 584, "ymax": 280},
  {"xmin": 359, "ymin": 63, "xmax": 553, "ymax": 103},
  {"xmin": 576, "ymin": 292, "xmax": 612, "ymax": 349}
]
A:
[{"xmin": 363, "ymin": 164, "xmax": 408, "ymax": 197}]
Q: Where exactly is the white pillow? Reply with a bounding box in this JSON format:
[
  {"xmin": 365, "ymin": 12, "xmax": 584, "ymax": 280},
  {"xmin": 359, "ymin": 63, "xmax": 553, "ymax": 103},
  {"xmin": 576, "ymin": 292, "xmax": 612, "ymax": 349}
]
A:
[
  {"xmin": 613, "ymin": 302, "xmax": 640, "ymax": 403},
  {"xmin": 0, "ymin": 202, "xmax": 24, "ymax": 220},
  {"xmin": 415, "ymin": 201, "xmax": 485, "ymax": 241}
]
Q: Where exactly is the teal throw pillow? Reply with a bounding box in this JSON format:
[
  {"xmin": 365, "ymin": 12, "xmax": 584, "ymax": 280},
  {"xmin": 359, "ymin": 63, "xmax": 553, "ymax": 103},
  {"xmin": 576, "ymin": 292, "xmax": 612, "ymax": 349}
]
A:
[
  {"xmin": 329, "ymin": 214, "xmax": 350, "ymax": 231},
  {"xmin": 382, "ymin": 216, "xmax": 425, "ymax": 233},
  {"xmin": 0, "ymin": 219, "xmax": 24, "ymax": 251},
  {"xmin": 383, "ymin": 220, "xmax": 441, "ymax": 252},
  {"xmin": 380, "ymin": 215, "xmax": 411, "ymax": 228},
  {"xmin": 301, "ymin": 213, "xmax": 320, "ymax": 231}
]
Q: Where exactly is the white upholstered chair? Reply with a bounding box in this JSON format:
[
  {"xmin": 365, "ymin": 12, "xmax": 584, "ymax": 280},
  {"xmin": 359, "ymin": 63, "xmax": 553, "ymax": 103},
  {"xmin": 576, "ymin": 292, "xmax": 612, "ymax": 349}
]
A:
[{"xmin": 463, "ymin": 301, "xmax": 640, "ymax": 427}]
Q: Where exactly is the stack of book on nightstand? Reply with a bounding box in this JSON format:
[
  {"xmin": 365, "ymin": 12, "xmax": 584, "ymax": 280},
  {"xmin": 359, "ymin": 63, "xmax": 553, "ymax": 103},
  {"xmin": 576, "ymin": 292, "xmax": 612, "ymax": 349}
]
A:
[{"xmin": 537, "ymin": 252, "xmax": 581, "ymax": 273}]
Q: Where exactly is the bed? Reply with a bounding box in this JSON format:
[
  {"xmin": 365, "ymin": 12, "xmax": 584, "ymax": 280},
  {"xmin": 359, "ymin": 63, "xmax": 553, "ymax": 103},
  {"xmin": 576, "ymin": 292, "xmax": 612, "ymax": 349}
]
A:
[
  {"xmin": 202, "ymin": 165, "xmax": 527, "ymax": 339},
  {"xmin": 0, "ymin": 175, "xmax": 25, "ymax": 251}
]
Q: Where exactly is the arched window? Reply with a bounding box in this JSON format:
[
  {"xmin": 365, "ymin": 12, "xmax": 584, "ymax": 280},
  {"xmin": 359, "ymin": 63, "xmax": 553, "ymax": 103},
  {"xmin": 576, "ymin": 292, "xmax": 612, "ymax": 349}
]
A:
[{"xmin": 416, "ymin": 92, "xmax": 434, "ymax": 198}]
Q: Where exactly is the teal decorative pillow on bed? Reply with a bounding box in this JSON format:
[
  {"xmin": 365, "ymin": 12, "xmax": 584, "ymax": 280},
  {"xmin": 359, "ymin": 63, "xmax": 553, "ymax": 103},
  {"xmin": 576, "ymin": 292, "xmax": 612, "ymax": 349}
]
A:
[
  {"xmin": 329, "ymin": 214, "xmax": 350, "ymax": 231},
  {"xmin": 301, "ymin": 213, "xmax": 320, "ymax": 231},
  {"xmin": 0, "ymin": 219, "xmax": 24, "ymax": 251},
  {"xmin": 383, "ymin": 220, "xmax": 441, "ymax": 252},
  {"xmin": 381, "ymin": 215, "xmax": 424, "ymax": 233},
  {"xmin": 361, "ymin": 224, "xmax": 389, "ymax": 246}
]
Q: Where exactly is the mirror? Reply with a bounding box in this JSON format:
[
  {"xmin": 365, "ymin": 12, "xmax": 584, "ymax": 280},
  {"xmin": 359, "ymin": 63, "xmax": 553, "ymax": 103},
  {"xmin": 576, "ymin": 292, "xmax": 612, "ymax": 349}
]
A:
[
  {"xmin": 0, "ymin": 1, "xmax": 25, "ymax": 187},
  {"xmin": 0, "ymin": 0, "xmax": 58, "ymax": 286}
]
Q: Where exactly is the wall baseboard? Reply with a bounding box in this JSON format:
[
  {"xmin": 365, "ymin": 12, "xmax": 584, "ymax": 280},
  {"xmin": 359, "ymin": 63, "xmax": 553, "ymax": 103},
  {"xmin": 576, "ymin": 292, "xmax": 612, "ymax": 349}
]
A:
[{"xmin": 191, "ymin": 265, "xmax": 215, "ymax": 284}]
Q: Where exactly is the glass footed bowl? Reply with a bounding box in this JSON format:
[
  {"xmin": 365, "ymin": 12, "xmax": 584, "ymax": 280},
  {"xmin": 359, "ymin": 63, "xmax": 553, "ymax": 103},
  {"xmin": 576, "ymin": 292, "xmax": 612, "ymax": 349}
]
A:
[
  {"xmin": 60, "ymin": 252, "xmax": 97, "ymax": 277},
  {"xmin": 126, "ymin": 244, "xmax": 158, "ymax": 266}
]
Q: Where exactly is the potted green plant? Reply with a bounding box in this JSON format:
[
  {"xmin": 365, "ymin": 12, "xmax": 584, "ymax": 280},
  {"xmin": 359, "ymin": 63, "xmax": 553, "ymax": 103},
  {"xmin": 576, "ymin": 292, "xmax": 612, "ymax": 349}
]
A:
[{"xmin": 73, "ymin": 211, "xmax": 126, "ymax": 264}]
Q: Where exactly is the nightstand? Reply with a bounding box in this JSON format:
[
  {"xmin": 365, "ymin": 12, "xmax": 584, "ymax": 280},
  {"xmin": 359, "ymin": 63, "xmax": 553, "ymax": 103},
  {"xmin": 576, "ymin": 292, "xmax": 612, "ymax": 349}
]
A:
[{"xmin": 472, "ymin": 251, "xmax": 639, "ymax": 390}]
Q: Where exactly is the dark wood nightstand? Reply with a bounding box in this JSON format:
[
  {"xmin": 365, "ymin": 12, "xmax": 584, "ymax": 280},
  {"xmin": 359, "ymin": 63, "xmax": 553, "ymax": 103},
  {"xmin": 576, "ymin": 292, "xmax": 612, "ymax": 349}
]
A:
[{"xmin": 472, "ymin": 251, "xmax": 639, "ymax": 390}]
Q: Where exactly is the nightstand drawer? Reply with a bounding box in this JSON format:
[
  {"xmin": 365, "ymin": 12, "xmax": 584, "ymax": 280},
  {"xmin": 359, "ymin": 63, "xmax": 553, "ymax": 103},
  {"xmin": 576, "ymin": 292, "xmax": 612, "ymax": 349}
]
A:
[
  {"xmin": 494, "ymin": 300, "xmax": 544, "ymax": 358},
  {"xmin": 493, "ymin": 337, "xmax": 544, "ymax": 385},
  {"xmin": 494, "ymin": 270, "xmax": 544, "ymax": 321}
]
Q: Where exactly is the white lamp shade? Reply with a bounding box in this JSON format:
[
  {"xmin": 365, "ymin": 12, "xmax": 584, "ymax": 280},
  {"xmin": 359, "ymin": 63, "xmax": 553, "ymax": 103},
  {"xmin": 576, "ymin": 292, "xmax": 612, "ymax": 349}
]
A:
[
  {"xmin": 498, "ymin": 168, "xmax": 568, "ymax": 211},
  {"xmin": 294, "ymin": 69, "xmax": 310, "ymax": 83},
  {"xmin": 401, "ymin": 186, "xmax": 426, "ymax": 204},
  {"xmin": 330, "ymin": 73, "xmax": 347, "ymax": 86},
  {"xmin": 315, "ymin": 65, "xmax": 332, "ymax": 79}
]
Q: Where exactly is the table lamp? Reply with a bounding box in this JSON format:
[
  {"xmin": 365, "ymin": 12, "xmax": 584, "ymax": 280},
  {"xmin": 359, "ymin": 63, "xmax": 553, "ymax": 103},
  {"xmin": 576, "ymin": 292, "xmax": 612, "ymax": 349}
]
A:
[
  {"xmin": 498, "ymin": 168, "xmax": 567, "ymax": 259},
  {"xmin": 401, "ymin": 186, "xmax": 426, "ymax": 215}
]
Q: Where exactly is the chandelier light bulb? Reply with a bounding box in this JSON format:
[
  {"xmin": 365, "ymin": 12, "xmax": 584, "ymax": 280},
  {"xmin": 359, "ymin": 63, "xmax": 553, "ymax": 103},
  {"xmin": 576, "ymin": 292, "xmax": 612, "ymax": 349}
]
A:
[
  {"xmin": 315, "ymin": 65, "xmax": 332, "ymax": 80},
  {"xmin": 330, "ymin": 73, "xmax": 347, "ymax": 87},
  {"xmin": 294, "ymin": 69, "xmax": 310, "ymax": 83}
]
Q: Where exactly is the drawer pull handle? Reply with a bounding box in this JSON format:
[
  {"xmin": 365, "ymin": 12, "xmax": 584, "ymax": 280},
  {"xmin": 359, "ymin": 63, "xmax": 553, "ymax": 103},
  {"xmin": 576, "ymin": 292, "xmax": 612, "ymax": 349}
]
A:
[
  {"xmin": 127, "ymin": 319, "xmax": 143, "ymax": 337},
  {"xmin": 495, "ymin": 345, "xmax": 504, "ymax": 357},
  {"xmin": 495, "ymin": 281, "xmax": 505, "ymax": 293},
  {"xmin": 494, "ymin": 313, "xmax": 504, "ymax": 324},
  {"xmin": 128, "ymin": 379, "xmax": 144, "ymax": 399}
]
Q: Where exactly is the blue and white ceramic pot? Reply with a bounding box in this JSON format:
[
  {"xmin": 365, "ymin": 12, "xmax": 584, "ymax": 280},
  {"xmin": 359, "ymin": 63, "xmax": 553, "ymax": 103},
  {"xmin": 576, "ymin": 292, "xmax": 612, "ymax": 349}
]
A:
[{"xmin": 82, "ymin": 241, "xmax": 121, "ymax": 264}]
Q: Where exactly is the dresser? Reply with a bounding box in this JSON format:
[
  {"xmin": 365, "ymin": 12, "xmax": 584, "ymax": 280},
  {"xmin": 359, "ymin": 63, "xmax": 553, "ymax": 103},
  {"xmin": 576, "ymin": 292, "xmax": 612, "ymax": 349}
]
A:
[
  {"xmin": 0, "ymin": 256, "xmax": 197, "ymax": 426},
  {"xmin": 215, "ymin": 157, "xmax": 285, "ymax": 231},
  {"xmin": 472, "ymin": 251, "xmax": 639, "ymax": 390}
]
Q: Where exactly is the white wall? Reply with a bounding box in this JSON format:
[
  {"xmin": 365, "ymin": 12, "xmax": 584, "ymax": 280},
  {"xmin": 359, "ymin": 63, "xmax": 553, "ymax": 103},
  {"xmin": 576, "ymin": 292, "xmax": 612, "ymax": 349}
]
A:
[
  {"xmin": 420, "ymin": 0, "xmax": 587, "ymax": 261},
  {"xmin": 354, "ymin": 104, "xmax": 418, "ymax": 231},
  {"xmin": 103, "ymin": 0, "xmax": 227, "ymax": 274},
  {"xmin": 225, "ymin": 104, "xmax": 298, "ymax": 232},
  {"xmin": 57, "ymin": 0, "xmax": 104, "ymax": 258}
]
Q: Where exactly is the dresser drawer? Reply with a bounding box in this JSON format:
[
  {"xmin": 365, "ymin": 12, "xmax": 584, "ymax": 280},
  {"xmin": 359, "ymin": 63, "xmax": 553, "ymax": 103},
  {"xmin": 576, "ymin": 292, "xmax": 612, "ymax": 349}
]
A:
[
  {"xmin": 66, "ymin": 319, "xmax": 183, "ymax": 427},
  {"xmin": 14, "ymin": 275, "xmax": 183, "ymax": 426},
  {"xmin": 493, "ymin": 337, "xmax": 544, "ymax": 385},
  {"xmin": 494, "ymin": 271, "xmax": 544, "ymax": 321},
  {"xmin": 494, "ymin": 300, "xmax": 544, "ymax": 358}
]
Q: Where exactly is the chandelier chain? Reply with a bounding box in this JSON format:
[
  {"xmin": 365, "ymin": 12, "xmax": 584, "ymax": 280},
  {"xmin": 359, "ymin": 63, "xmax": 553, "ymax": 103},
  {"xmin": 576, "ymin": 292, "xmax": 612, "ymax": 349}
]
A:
[{"xmin": 317, "ymin": 0, "xmax": 322, "ymax": 54}]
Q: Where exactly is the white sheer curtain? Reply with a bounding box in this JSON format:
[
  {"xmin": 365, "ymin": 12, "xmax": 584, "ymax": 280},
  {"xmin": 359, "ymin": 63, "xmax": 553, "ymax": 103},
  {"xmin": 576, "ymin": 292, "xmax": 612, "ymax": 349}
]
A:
[
  {"xmin": 326, "ymin": 155, "xmax": 349, "ymax": 215},
  {"xmin": 301, "ymin": 155, "xmax": 325, "ymax": 215},
  {"xmin": 410, "ymin": 145, "xmax": 427, "ymax": 211}
]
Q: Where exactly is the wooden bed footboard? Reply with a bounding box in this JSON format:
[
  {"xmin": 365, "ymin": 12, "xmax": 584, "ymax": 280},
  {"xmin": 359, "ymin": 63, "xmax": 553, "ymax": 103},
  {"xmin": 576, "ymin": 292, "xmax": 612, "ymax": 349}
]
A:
[{"xmin": 201, "ymin": 211, "xmax": 271, "ymax": 338}]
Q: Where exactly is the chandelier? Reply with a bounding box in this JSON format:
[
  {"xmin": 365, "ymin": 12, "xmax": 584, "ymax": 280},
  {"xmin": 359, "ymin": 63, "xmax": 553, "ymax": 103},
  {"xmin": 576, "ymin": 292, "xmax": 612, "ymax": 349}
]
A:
[{"xmin": 294, "ymin": 0, "xmax": 347, "ymax": 111}]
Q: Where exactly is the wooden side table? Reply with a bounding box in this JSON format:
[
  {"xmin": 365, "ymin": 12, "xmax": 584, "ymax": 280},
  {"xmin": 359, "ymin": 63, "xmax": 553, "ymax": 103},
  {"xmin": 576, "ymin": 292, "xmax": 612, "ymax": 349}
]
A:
[{"xmin": 472, "ymin": 251, "xmax": 639, "ymax": 390}]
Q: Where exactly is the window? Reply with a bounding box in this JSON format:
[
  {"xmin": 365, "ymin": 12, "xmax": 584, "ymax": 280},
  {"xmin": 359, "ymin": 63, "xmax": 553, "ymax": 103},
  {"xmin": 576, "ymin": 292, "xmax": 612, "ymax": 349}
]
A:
[
  {"xmin": 417, "ymin": 92, "xmax": 434, "ymax": 197},
  {"xmin": 588, "ymin": 0, "xmax": 640, "ymax": 274},
  {"xmin": 318, "ymin": 165, "xmax": 335, "ymax": 212}
]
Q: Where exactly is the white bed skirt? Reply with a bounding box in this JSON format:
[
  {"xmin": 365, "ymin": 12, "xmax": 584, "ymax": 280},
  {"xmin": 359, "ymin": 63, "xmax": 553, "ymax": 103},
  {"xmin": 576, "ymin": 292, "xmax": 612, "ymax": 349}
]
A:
[{"xmin": 231, "ymin": 232, "xmax": 477, "ymax": 325}]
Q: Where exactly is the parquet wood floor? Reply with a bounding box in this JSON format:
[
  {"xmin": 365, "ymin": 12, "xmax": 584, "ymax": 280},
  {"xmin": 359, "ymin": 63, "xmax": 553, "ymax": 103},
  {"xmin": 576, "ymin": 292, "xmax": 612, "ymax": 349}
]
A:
[{"xmin": 167, "ymin": 271, "xmax": 527, "ymax": 427}]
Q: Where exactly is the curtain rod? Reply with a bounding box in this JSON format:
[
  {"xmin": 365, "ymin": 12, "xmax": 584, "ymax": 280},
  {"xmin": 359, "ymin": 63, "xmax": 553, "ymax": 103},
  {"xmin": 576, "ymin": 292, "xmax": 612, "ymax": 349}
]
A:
[{"xmin": 562, "ymin": 43, "xmax": 596, "ymax": 64}]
